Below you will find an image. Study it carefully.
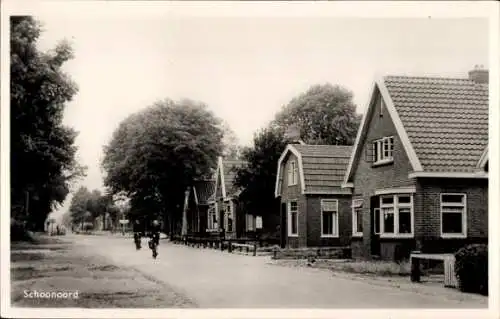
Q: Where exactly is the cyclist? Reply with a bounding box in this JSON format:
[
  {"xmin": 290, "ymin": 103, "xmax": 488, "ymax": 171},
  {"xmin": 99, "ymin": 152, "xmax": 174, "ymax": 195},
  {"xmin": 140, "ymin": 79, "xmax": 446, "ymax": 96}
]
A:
[{"xmin": 148, "ymin": 219, "xmax": 161, "ymax": 258}]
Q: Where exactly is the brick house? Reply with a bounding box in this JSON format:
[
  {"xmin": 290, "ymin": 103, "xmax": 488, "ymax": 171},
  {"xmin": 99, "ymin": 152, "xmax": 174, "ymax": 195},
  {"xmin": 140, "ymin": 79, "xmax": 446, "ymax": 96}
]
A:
[
  {"xmin": 185, "ymin": 179, "xmax": 215, "ymax": 235},
  {"xmin": 342, "ymin": 67, "xmax": 489, "ymax": 261},
  {"xmin": 207, "ymin": 157, "xmax": 248, "ymax": 239},
  {"xmin": 275, "ymin": 143, "xmax": 353, "ymax": 248}
]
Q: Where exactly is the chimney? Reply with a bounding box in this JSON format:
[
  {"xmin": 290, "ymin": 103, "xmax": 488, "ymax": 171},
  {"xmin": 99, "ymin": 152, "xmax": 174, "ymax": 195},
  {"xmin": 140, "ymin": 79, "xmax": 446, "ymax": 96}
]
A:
[
  {"xmin": 284, "ymin": 124, "xmax": 305, "ymax": 145},
  {"xmin": 468, "ymin": 65, "xmax": 488, "ymax": 84}
]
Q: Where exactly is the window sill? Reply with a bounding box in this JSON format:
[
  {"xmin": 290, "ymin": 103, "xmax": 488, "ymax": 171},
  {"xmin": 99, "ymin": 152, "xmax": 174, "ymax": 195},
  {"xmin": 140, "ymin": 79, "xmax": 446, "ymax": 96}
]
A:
[
  {"xmin": 372, "ymin": 159, "xmax": 394, "ymax": 167},
  {"xmin": 441, "ymin": 234, "xmax": 467, "ymax": 239},
  {"xmin": 352, "ymin": 232, "xmax": 363, "ymax": 238},
  {"xmin": 379, "ymin": 233, "xmax": 414, "ymax": 239},
  {"xmin": 321, "ymin": 235, "xmax": 339, "ymax": 238},
  {"xmin": 288, "ymin": 234, "xmax": 299, "ymax": 237}
]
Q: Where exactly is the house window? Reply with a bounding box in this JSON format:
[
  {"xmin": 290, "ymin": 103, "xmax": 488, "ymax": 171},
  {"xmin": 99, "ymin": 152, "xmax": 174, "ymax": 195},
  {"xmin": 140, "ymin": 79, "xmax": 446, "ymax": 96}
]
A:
[
  {"xmin": 373, "ymin": 136, "xmax": 394, "ymax": 164},
  {"xmin": 321, "ymin": 199, "xmax": 339, "ymax": 237},
  {"xmin": 246, "ymin": 214, "xmax": 254, "ymax": 231},
  {"xmin": 288, "ymin": 201, "xmax": 298, "ymax": 236},
  {"xmin": 208, "ymin": 206, "xmax": 217, "ymax": 230},
  {"xmin": 288, "ymin": 160, "xmax": 298, "ymax": 186},
  {"xmin": 256, "ymin": 216, "xmax": 263, "ymax": 229},
  {"xmin": 352, "ymin": 199, "xmax": 363, "ymax": 236},
  {"xmin": 226, "ymin": 203, "xmax": 233, "ymax": 232},
  {"xmin": 379, "ymin": 194, "xmax": 413, "ymax": 237},
  {"xmin": 440, "ymin": 194, "xmax": 467, "ymax": 237}
]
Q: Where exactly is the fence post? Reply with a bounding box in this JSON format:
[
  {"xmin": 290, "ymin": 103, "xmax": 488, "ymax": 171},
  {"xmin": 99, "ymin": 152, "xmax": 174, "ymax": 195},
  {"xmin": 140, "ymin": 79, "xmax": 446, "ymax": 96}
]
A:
[
  {"xmin": 253, "ymin": 243, "xmax": 257, "ymax": 256},
  {"xmin": 228, "ymin": 240, "xmax": 232, "ymax": 253},
  {"xmin": 410, "ymin": 252, "xmax": 421, "ymax": 282}
]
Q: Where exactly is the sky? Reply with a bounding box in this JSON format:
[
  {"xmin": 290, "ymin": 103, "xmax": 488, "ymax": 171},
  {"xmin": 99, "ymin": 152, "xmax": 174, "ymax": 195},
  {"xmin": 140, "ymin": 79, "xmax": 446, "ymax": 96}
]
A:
[{"xmin": 27, "ymin": 7, "xmax": 489, "ymax": 221}]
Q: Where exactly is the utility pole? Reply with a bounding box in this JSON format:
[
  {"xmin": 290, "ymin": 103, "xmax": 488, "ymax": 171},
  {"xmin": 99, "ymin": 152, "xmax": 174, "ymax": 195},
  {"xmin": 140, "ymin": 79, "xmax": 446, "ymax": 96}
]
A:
[{"xmin": 25, "ymin": 190, "xmax": 29, "ymax": 220}]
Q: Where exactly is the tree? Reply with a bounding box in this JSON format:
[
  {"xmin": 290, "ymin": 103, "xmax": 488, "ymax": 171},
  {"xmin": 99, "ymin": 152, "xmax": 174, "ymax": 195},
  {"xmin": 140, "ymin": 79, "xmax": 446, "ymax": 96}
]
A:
[
  {"xmin": 68, "ymin": 186, "xmax": 92, "ymax": 230},
  {"xmin": 234, "ymin": 126, "xmax": 291, "ymax": 233},
  {"xmin": 10, "ymin": 16, "xmax": 86, "ymax": 231},
  {"xmin": 221, "ymin": 121, "xmax": 241, "ymax": 159},
  {"xmin": 101, "ymin": 98, "xmax": 225, "ymax": 236},
  {"xmin": 273, "ymin": 83, "xmax": 361, "ymax": 145}
]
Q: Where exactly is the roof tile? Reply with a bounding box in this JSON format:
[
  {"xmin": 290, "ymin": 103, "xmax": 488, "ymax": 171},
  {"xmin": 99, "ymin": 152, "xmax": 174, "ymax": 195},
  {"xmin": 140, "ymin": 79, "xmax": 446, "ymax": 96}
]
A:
[
  {"xmin": 292, "ymin": 144, "xmax": 352, "ymax": 192},
  {"xmin": 384, "ymin": 75, "xmax": 488, "ymax": 172}
]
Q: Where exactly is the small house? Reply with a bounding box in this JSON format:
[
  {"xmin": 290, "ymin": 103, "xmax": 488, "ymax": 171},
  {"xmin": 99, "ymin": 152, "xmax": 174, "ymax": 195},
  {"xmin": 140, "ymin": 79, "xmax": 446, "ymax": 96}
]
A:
[
  {"xmin": 342, "ymin": 67, "xmax": 489, "ymax": 260},
  {"xmin": 186, "ymin": 179, "xmax": 215, "ymax": 235},
  {"xmin": 275, "ymin": 143, "xmax": 353, "ymax": 248},
  {"xmin": 208, "ymin": 157, "xmax": 248, "ymax": 239}
]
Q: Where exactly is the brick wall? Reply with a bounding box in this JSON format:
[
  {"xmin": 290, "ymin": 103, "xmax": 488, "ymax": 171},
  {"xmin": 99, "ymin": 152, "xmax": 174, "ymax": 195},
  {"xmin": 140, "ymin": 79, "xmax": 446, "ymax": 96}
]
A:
[
  {"xmin": 279, "ymin": 152, "xmax": 307, "ymax": 248},
  {"xmin": 414, "ymin": 178, "xmax": 488, "ymax": 252},
  {"xmin": 350, "ymin": 92, "xmax": 415, "ymax": 259},
  {"xmin": 306, "ymin": 195, "xmax": 352, "ymax": 247}
]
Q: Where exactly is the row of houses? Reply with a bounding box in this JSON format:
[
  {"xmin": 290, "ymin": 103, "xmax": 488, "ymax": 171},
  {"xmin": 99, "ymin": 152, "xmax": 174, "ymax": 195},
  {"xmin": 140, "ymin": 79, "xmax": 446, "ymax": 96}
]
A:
[{"xmin": 185, "ymin": 66, "xmax": 489, "ymax": 261}]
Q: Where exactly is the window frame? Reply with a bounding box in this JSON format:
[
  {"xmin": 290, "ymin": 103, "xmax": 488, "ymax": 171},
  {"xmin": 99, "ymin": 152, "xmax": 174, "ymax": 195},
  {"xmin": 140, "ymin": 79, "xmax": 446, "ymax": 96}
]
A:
[
  {"xmin": 379, "ymin": 194, "xmax": 414, "ymax": 238},
  {"xmin": 373, "ymin": 136, "xmax": 394, "ymax": 165},
  {"xmin": 288, "ymin": 200, "xmax": 299, "ymax": 237},
  {"xmin": 351, "ymin": 199, "xmax": 364, "ymax": 237},
  {"xmin": 440, "ymin": 193, "xmax": 467, "ymax": 238},
  {"xmin": 320, "ymin": 199, "xmax": 339, "ymax": 238},
  {"xmin": 288, "ymin": 160, "xmax": 298, "ymax": 186}
]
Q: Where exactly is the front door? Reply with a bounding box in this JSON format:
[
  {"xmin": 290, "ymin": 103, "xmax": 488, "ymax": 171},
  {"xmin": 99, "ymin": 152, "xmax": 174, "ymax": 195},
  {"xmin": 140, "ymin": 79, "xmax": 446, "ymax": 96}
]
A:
[
  {"xmin": 370, "ymin": 196, "xmax": 381, "ymax": 257},
  {"xmin": 280, "ymin": 202, "xmax": 287, "ymax": 248}
]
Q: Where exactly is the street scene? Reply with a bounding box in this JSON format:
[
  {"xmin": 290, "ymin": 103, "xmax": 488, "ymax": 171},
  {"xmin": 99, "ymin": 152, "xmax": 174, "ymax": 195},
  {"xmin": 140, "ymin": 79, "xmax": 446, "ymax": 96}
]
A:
[
  {"xmin": 2, "ymin": 1, "xmax": 496, "ymax": 318},
  {"xmin": 11, "ymin": 233, "xmax": 487, "ymax": 308}
]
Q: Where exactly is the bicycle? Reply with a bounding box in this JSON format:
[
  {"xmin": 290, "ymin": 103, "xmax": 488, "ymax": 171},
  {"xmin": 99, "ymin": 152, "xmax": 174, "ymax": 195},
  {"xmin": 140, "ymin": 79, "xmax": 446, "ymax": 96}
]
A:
[{"xmin": 148, "ymin": 232, "xmax": 160, "ymax": 259}]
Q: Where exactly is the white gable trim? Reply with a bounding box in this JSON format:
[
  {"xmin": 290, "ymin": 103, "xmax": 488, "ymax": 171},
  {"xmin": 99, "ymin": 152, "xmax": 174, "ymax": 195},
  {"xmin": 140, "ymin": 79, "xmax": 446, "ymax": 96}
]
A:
[
  {"xmin": 374, "ymin": 186, "xmax": 416, "ymax": 196},
  {"xmin": 193, "ymin": 186, "xmax": 199, "ymax": 205},
  {"xmin": 214, "ymin": 157, "xmax": 226, "ymax": 200},
  {"xmin": 274, "ymin": 144, "xmax": 306, "ymax": 197},
  {"xmin": 343, "ymin": 81, "xmax": 378, "ymax": 185},
  {"xmin": 304, "ymin": 189, "xmax": 352, "ymax": 195},
  {"xmin": 343, "ymin": 77, "xmax": 423, "ymax": 185},
  {"xmin": 376, "ymin": 77, "xmax": 423, "ymax": 172},
  {"xmin": 408, "ymin": 171, "xmax": 488, "ymax": 179},
  {"xmin": 477, "ymin": 146, "xmax": 488, "ymax": 169},
  {"xmin": 341, "ymin": 182, "xmax": 353, "ymax": 189}
]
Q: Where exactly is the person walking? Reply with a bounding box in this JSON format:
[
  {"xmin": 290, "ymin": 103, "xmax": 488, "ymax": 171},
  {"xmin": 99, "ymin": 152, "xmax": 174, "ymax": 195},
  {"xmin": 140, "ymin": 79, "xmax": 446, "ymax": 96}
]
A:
[{"xmin": 132, "ymin": 219, "xmax": 142, "ymax": 250}]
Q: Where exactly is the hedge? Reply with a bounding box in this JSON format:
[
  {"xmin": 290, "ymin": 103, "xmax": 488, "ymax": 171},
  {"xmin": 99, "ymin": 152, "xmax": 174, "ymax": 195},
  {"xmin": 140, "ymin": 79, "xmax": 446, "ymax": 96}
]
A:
[{"xmin": 454, "ymin": 244, "xmax": 488, "ymax": 295}]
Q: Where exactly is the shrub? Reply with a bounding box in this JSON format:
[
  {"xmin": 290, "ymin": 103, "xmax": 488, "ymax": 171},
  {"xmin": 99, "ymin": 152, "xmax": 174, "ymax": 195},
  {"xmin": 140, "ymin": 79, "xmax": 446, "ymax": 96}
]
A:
[
  {"xmin": 455, "ymin": 244, "xmax": 488, "ymax": 295},
  {"xmin": 10, "ymin": 219, "xmax": 34, "ymax": 242}
]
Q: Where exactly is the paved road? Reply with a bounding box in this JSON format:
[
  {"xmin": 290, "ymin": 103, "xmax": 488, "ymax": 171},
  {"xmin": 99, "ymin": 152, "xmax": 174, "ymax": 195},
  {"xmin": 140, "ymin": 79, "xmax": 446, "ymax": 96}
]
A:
[{"xmin": 73, "ymin": 234, "xmax": 487, "ymax": 308}]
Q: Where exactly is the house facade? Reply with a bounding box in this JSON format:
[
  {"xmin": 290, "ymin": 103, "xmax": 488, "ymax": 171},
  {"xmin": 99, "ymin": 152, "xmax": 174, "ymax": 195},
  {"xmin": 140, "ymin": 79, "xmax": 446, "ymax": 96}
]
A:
[
  {"xmin": 342, "ymin": 67, "xmax": 489, "ymax": 261},
  {"xmin": 185, "ymin": 179, "xmax": 215, "ymax": 235},
  {"xmin": 275, "ymin": 143, "xmax": 353, "ymax": 248},
  {"xmin": 207, "ymin": 157, "xmax": 248, "ymax": 239}
]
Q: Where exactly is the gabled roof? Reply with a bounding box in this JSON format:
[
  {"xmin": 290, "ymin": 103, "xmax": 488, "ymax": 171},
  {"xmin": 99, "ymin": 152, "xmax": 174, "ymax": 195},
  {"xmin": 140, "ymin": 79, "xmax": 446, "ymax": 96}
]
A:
[
  {"xmin": 344, "ymin": 74, "xmax": 488, "ymax": 184},
  {"xmin": 275, "ymin": 144, "xmax": 353, "ymax": 197},
  {"xmin": 193, "ymin": 180, "xmax": 215, "ymax": 205},
  {"xmin": 214, "ymin": 157, "xmax": 247, "ymax": 199}
]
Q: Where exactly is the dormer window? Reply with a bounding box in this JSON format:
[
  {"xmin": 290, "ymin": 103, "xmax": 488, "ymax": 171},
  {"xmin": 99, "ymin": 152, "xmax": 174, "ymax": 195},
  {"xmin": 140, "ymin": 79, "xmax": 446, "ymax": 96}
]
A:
[
  {"xmin": 288, "ymin": 160, "xmax": 298, "ymax": 186},
  {"xmin": 373, "ymin": 136, "xmax": 394, "ymax": 165}
]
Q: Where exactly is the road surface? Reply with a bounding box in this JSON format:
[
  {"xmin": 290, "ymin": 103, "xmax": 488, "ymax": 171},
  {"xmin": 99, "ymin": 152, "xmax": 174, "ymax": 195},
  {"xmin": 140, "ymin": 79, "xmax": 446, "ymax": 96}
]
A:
[{"xmin": 73, "ymin": 234, "xmax": 487, "ymax": 308}]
